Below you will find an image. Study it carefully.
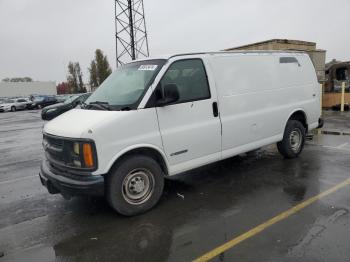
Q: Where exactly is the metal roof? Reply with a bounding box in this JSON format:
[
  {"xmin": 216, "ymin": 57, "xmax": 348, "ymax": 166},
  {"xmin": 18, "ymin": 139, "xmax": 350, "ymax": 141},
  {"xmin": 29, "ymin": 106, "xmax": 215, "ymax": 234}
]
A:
[{"xmin": 132, "ymin": 50, "xmax": 308, "ymax": 63}]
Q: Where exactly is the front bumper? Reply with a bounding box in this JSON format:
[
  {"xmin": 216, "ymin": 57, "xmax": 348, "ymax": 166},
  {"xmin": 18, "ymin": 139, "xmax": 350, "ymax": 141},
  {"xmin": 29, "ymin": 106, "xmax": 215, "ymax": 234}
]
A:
[{"xmin": 39, "ymin": 160, "xmax": 104, "ymax": 197}]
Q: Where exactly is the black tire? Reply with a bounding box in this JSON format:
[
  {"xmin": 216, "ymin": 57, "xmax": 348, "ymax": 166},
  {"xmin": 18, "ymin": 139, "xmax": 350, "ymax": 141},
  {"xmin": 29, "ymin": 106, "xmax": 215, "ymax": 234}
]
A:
[
  {"xmin": 106, "ymin": 155, "xmax": 164, "ymax": 216},
  {"xmin": 277, "ymin": 120, "xmax": 306, "ymax": 159},
  {"xmin": 11, "ymin": 106, "xmax": 16, "ymax": 112}
]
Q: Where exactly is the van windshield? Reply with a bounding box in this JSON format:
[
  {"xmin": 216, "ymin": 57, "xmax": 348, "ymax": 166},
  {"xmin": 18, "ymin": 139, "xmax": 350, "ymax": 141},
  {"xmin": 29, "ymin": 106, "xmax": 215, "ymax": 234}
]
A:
[{"xmin": 84, "ymin": 59, "xmax": 166, "ymax": 110}]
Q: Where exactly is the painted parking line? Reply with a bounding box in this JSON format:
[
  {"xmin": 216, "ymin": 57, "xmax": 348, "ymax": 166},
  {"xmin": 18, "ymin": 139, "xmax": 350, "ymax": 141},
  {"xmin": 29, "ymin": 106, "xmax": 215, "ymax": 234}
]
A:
[
  {"xmin": 0, "ymin": 175, "xmax": 38, "ymax": 185},
  {"xmin": 193, "ymin": 177, "xmax": 350, "ymax": 262}
]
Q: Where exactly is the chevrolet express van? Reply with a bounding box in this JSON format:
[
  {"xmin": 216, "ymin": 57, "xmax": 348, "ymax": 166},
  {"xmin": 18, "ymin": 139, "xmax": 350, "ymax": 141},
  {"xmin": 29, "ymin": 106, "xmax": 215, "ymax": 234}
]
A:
[{"xmin": 40, "ymin": 51, "xmax": 323, "ymax": 215}]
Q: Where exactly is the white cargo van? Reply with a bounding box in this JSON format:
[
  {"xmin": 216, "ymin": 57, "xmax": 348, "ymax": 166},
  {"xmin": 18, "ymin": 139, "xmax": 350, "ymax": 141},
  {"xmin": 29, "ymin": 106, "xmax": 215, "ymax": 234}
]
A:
[{"xmin": 40, "ymin": 51, "xmax": 323, "ymax": 215}]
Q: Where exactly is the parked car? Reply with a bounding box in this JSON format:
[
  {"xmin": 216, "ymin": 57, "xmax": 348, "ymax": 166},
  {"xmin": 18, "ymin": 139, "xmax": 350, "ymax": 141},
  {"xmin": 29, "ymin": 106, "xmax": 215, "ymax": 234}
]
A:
[
  {"xmin": 19, "ymin": 97, "xmax": 34, "ymax": 109},
  {"xmin": 55, "ymin": 94, "xmax": 72, "ymax": 103},
  {"xmin": 39, "ymin": 51, "xmax": 322, "ymax": 216},
  {"xmin": 41, "ymin": 93, "xmax": 91, "ymax": 120},
  {"xmin": 0, "ymin": 98, "xmax": 28, "ymax": 112},
  {"xmin": 29, "ymin": 95, "xmax": 57, "ymax": 109}
]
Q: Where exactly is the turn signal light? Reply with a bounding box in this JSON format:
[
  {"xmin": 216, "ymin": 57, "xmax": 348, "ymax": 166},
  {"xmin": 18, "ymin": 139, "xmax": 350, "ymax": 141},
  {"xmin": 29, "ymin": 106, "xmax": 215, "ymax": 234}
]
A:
[{"xmin": 83, "ymin": 143, "xmax": 94, "ymax": 168}]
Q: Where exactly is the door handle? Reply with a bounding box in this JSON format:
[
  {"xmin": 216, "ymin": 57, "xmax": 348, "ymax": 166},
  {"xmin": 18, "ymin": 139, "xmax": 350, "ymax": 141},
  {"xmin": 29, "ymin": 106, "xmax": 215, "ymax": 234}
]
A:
[{"xmin": 212, "ymin": 102, "xmax": 219, "ymax": 117}]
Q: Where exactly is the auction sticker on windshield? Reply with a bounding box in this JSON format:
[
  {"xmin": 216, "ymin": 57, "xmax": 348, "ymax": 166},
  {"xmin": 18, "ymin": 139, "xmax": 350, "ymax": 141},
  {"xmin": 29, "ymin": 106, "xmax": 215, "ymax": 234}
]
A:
[{"xmin": 138, "ymin": 65, "xmax": 158, "ymax": 71}]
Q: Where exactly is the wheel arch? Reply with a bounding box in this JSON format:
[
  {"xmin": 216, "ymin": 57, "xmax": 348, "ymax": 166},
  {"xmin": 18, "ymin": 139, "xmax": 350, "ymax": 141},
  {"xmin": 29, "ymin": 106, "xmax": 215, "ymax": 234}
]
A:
[
  {"xmin": 106, "ymin": 144, "xmax": 169, "ymax": 177},
  {"xmin": 285, "ymin": 109, "xmax": 308, "ymax": 132}
]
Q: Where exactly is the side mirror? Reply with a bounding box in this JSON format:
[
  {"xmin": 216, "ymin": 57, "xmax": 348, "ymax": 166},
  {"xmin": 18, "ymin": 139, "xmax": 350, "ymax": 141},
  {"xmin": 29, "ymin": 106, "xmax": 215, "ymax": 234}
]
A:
[{"xmin": 156, "ymin": 83, "xmax": 180, "ymax": 107}]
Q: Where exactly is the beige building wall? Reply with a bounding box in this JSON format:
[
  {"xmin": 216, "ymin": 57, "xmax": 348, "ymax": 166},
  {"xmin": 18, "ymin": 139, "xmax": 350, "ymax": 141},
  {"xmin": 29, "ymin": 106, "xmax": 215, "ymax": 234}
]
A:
[{"xmin": 0, "ymin": 81, "xmax": 57, "ymax": 97}]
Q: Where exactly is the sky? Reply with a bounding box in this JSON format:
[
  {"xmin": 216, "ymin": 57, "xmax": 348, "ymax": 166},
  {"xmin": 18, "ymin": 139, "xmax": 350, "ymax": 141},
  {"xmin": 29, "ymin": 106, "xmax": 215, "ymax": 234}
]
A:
[{"xmin": 0, "ymin": 0, "xmax": 349, "ymax": 83}]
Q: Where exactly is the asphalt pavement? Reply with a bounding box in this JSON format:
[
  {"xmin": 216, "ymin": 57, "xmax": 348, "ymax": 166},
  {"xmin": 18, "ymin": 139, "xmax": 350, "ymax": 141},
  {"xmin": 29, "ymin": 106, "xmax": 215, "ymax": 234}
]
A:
[{"xmin": 0, "ymin": 110, "xmax": 350, "ymax": 262}]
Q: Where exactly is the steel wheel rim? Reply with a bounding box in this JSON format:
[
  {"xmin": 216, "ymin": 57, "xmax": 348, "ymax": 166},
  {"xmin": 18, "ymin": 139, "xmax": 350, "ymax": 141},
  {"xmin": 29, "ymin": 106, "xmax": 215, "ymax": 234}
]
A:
[
  {"xmin": 290, "ymin": 128, "xmax": 302, "ymax": 153},
  {"xmin": 122, "ymin": 168, "xmax": 155, "ymax": 205}
]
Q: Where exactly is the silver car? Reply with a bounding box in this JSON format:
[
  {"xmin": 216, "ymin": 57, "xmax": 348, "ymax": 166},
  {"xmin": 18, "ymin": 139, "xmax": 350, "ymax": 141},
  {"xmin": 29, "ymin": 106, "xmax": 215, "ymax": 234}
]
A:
[{"xmin": 0, "ymin": 98, "xmax": 28, "ymax": 112}]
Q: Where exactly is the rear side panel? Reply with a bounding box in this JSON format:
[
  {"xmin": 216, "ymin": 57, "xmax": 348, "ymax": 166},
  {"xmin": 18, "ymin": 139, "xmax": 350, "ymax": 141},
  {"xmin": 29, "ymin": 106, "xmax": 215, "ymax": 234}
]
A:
[{"xmin": 208, "ymin": 53, "xmax": 320, "ymax": 158}]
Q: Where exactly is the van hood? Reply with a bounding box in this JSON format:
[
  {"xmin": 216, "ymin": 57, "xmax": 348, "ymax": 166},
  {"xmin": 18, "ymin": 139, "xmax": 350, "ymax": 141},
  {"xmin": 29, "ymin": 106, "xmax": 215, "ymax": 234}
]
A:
[{"xmin": 44, "ymin": 108, "xmax": 130, "ymax": 138}]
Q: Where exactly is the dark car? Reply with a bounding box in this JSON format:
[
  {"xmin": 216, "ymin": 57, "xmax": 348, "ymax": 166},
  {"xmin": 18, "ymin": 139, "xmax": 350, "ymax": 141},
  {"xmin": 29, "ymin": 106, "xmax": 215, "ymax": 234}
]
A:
[
  {"xmin": 55, "ymin": 94, "xmax": 71, "ymax": 103},
  {"xmin": 29, "ymin": 95, "xmax": 58, "ymax": 109},
  {"xmin": 41, "ymin": 93, "xmax": 91, "ymax": 120}
]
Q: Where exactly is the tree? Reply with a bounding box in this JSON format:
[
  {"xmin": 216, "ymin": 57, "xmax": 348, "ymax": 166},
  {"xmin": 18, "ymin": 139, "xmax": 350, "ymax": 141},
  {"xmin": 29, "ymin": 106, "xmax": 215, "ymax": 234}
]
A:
[
  {"xmin": 67, "ymin": 62, "xmax": 86, "ymax": 94},
  {"xmin": 89, "ymin": 49, "xmax": 112, "ymax": 90},
  {"xmin": 89, "ymin": 60, "xmax": 99, "ymax": 88},
  {"xmin": 2, "ymin": 77, "xmax": 33, "ymax": 82},
  {"xmin": 56, "ymin": 82, "xmax": 70, "ymax": 94}
]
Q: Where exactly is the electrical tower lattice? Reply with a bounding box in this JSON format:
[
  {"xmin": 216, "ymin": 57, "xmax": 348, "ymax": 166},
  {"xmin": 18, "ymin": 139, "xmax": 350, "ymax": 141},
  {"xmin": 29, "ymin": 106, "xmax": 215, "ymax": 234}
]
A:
[{"xmin": 115, "ymin": 0, "xmax": 150, "ymax": 67}]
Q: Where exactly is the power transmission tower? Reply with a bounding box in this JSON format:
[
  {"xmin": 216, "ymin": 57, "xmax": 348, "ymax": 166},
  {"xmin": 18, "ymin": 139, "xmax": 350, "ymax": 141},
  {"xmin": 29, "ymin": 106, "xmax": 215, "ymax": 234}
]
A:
[{"xmin": 115, "ymin": 0, "xmax": 150, "ymax": 67}]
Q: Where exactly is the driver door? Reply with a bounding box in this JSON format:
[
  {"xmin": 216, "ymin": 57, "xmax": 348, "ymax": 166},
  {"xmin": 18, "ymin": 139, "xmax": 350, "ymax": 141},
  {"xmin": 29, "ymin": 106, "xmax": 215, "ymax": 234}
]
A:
[{"xmin": 155, "ymin": 59, "xmax": 222, "ymax": 174}]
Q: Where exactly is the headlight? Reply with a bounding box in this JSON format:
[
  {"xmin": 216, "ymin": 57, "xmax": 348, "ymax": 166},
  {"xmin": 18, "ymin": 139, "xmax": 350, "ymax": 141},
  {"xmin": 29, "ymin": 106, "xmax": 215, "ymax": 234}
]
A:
[
  {"xmin": 73, "ymin": 142, "xmax": 80, "ymax": 155},
  {"xmin": 70, "ymin": 141, "xmax": 96, "ymax": 169}
]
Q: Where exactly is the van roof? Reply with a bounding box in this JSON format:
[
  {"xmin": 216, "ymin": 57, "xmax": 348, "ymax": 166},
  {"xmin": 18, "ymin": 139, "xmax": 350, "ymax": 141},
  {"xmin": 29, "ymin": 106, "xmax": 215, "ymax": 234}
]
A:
[{"xmin": 134, "ymin": 50, "xmax": 308, "ymax": 62}]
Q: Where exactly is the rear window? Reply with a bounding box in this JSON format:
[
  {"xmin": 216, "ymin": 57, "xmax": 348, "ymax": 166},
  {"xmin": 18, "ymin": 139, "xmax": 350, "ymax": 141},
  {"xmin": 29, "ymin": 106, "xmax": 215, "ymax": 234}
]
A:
[
  {"xmin": 34, "ymin": 97, "xmax": 44, "ymax": 102},
  {"xmin": 280, "ymin": 57, "xmax": 300, "ymax": 66}
]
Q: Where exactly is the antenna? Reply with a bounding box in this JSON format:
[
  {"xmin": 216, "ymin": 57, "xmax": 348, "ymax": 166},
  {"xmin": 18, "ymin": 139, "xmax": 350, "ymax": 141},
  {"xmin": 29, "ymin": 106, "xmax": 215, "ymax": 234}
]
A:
[{"xmin": 115, "ymin": 0, "xmax": 150, "ymax": 67}]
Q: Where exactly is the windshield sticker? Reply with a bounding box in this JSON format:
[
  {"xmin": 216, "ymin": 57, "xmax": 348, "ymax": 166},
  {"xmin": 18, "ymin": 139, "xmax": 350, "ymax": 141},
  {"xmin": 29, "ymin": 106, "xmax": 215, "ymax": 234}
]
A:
[{"xmin": 138, "ymin": 65, "xmax": 158, "ymax": 71}]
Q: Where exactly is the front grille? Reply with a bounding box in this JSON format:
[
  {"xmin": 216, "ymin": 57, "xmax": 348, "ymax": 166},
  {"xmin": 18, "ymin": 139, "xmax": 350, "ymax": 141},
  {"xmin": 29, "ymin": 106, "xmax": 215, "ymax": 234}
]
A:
[
  {"xmin": 44, "ymin": 134, "xmax": 72, "ymax": 167},
  {"xmin": 46, "ymin": 136, "xmax": 64, "ymax": 149}
]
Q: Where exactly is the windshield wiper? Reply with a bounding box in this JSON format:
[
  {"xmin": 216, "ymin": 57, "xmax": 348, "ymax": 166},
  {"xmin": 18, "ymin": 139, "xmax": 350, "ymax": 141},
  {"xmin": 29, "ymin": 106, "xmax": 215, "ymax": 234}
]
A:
[
  {"xmin": 120, "ymin": 106, "xmax": 131, "ymax": 111},
  {"xmin": 87, "ymin": 101, "xmax": 111, "ymax": 111}
]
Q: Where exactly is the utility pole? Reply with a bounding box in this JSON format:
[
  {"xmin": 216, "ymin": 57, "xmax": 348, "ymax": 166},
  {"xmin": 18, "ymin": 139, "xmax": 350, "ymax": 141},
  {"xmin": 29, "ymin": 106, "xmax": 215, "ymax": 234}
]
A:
[{"xmin": 115, "ymin": 0, "xmax": 150, "ymax": 67}]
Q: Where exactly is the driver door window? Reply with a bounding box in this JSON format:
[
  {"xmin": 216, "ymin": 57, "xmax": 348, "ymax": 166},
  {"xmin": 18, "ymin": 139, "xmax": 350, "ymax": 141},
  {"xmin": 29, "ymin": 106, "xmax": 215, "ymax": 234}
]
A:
[{"xmin": 160, "ymin": 59, "xmax": 210, "ymax": 104}]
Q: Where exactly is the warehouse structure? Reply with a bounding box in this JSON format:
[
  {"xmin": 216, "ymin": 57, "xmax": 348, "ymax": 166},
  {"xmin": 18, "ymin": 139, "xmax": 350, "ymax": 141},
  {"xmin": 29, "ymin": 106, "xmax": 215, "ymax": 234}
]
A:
[
  {"xmin": 0, "ymin": 81, "xmax": 56, "ymax": 98},
  {"xmin": 224, "ymin": 39, "xmax": 326, "ymax": 83},
  {"xmin": 322, "ymin": 60, "xmax": 350, "ymax": 108},
  {"xmin": 325, "ymin": 59, "xmax": 350, "ymax": 92}
]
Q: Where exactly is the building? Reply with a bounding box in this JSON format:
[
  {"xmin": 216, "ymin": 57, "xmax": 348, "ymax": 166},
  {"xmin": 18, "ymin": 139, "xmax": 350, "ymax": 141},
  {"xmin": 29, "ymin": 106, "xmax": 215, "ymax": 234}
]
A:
[
  {"xmin": 322, "ymin": 59, "xmax": 350, "ymax": 108},
  {"xmin": 0, "ymin": 81, "xmax": 56, "ymax": 98},
  {"xmin": 325, "ymin": 59, "xmax": 350, "ymax": 92},
  {"xmin": 224, "ymin": 39, "xmax": 326, "ymax": 83}
]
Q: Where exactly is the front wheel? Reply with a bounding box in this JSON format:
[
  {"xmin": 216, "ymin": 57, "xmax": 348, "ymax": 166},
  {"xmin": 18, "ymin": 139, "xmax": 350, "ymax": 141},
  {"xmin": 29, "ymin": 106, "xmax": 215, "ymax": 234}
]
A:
[
  {"xmin": 107, "ymin": 155, "xmax": 164, "ymax": 216},
  {"xmin": 11, "ymin": 106, "xmax": 16, "ymax": 112},
  {"xmin": 277, "ymin": 120, "xmax": 306, "ymax": 158}
]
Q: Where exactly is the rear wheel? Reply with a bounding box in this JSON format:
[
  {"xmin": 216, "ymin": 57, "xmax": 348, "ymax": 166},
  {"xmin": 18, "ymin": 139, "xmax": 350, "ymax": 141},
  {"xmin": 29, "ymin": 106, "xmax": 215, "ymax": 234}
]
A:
[
  {"xmin": 277, "ymin": 120, "xmax": 306, "ymax": 158},
  {"xmin": 107, "ymin": 155, "xmax": 164, "ymax": 216},
  {"xmin": 11, "ymin": 106, "xmax": 16, "ymax": 112}
]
